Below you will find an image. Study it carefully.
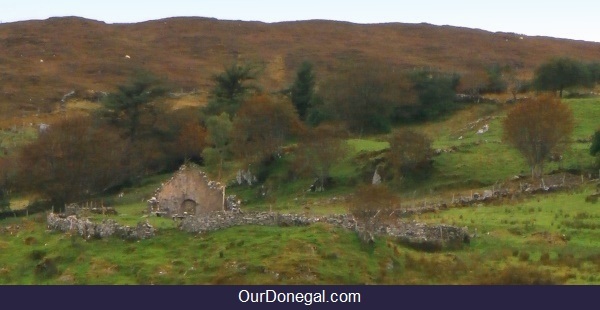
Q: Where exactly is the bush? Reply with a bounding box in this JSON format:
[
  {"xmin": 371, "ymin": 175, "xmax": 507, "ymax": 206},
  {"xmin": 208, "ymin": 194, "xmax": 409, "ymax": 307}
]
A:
[
  {"xmin": 349, "ymin": 184, "xmax": 400, "ymax": 242},
  {"xmin": 518, "ymin": 251, "xmax": 530, "ymax": 262},
  {"xmin": 502, "ymin": 96, "xmax": 574, "ymax": 179},
  {"xmin": 540, "ymin": 252, "xmax": 551, "ymax": 265},
  {"xmin": 387, "ymin": 129, "xmax": 434, "ymax": 181},
  {"xmin": 34, "ymin": 258, "xmax": 59, "ymax": 280}
]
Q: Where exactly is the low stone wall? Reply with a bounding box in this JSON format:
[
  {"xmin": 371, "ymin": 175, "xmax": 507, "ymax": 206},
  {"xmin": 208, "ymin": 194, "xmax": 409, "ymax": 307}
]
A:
[
  {"xmin": 179, "ymin": 211, "xmax": 470, "ymax": 251},
  {"xmin": 46, "ymin": 210, "xmax": 470, "ymax": 250},
  {"xmin": 46, "ymin": 213, "xmax": 155, "ymax": 240},
  {"xmin": 392, "ymin": 173, "xmax": 588, "ymax": 217},
  {"xmin": 64, "ymin": 203, "xmax": 118, "ymax": 217},
  {"xmin": 179, "ymin": 212, "xmax": 356, "ymax": 233}
]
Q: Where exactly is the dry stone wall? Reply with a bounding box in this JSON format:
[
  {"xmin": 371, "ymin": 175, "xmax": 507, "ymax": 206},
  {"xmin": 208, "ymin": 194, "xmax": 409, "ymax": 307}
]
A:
[
  {"xmin": 179, "ymin": 211, "xmax": 470, "ymax": 250},
  {"xmin": 46, "ymin": 213, "xmax": 155, "ymax": 240},
  {"xmin": 46, "ymin": 209, "xmax": 469, "ymax": 250}
]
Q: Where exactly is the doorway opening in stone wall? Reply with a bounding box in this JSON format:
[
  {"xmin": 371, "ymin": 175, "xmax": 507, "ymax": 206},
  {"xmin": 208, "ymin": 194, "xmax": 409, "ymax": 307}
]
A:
[{"xmin": 180, "ymin": 199, "xmax": 197, "ymax": 215}]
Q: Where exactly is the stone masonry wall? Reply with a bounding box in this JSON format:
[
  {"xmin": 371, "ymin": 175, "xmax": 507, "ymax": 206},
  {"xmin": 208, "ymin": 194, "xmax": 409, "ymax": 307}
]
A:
[
  {"xmin": 46, "ymin": 213, "xmax": 155, "ymax": 240},
  {"xmin": 155, "ymin": 164, "xmax": 224, "ymax": 216},
  {"xmin": 179, "ymin": 211, "xmax": 470, "ymax": 250}
]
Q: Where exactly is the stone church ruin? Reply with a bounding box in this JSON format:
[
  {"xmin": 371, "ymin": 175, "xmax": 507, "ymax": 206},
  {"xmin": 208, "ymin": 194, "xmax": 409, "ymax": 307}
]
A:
[
  {"xmin": 151, "ymin": 164, "xmax": 225, "ymax": 217},
  {"xmin": 45, "ymin": 163, "xmax": 472, "ymax": 250}
]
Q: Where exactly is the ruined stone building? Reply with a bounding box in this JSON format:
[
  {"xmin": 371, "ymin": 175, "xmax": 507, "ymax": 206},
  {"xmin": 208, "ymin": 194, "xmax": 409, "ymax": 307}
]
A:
[{"xmin": 153, "ymin": 164, "xmax": 225, "ymax": 216}]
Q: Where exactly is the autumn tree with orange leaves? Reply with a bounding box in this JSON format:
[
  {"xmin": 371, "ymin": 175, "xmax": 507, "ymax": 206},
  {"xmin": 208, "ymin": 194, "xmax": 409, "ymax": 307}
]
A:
[
  {"xmin": 230, "ymin": 95, "xmax": 303, "ymax": 177},
  {"xmin": 502, "ymin": 96, "xmax": 574, "ymax": 179}
]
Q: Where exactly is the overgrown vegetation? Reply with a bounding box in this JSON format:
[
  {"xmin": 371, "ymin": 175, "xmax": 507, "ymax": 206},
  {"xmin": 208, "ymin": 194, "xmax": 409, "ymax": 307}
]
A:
[
  {"xmin": 502, "ymin": 95, "xmax": 574, "ymax": 179},
  {"xmin": 387, "ymin": 129, "xmax": 434, "ymax": 182}
]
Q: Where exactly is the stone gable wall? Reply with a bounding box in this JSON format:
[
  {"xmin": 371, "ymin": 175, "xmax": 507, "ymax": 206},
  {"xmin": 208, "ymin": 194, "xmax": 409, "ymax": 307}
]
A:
[{"xmin": 154, "ymin": 164, "xmax": 224, "ymax": 216}]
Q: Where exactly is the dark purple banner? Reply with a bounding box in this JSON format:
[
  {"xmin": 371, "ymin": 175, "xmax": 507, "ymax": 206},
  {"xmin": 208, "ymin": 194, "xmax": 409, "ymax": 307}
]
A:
[{"xmin": 1, "ymin": 285, "xmax": 592, "ymax": 309}]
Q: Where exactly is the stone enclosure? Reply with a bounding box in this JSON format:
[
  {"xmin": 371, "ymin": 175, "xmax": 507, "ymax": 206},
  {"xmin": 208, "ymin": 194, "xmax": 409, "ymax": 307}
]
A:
[
  {"xmin": 46, "ymin": 164, "xmax": 471, "ymax": 250},
  {"xmin": 178, "ymin": 211, "xmax": 470, "ymax": 251}
]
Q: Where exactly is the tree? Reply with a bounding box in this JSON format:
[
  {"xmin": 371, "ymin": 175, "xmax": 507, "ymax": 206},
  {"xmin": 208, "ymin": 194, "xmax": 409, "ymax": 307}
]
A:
[
  {"xmin": 502, "ymin": 96, "xmax": 574, "ymax": 179},
  {"xmin": 410, "ymin": 70, "xmax": 460, "ymax": 120},
  {"xmin": 388, "ymin": 129, "xmax": 434, "ymax": 181},
  {"xmin": 587, "ymin": 62, "xmax": 600, "ymax": 85},
  {"xmin": 294, "ymin": 124, "xmax": 348, "ymax": 191},
  {"xmin": 16, "ymin": 117, "xmax": 128, "ymax": 206},
  {"xmin": 204, "ymin": 62, "xmax": 260, "ymax": 117},
  {"xmin": 230, "ymin": 95, "xmax": 302, "ymax": 172},
  {"xmin": 533, "ymin": 57, "xmax": 591, "ymax": 98},
  {"xmin": 505, "ymin": 67, "xmax": 527, "ymax": 102},
  {"xmin": 322, "ymin": 63, "xmax": 401, "ymax": 134},
  {"xmin": 203, "ymin": 112, "xmax": 233, "ymax": 180},
  {"xmin": 100, "ymin": 71, "xmax": 168, "ymax": 143},
  {"xmin": 484, "ymin": 64, "xmax": 508, "ymax": 94},
  {"xmin": 98, "ymin": 71, "xmax": 170, "ymax": 180},
  {"xmin": 290, "ymin": 61, "xmax": 316, "ymax": 121},
  {"xmin": 175, "ymin": 121, "xmax": 208, "ymax": 163}
]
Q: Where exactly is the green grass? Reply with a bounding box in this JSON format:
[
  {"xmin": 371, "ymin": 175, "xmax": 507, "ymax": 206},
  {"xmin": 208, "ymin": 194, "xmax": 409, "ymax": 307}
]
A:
[
  {"xmin": 4, "ymin": 188, "xmax": 599, "ymax": 285},
  {"xmin": 413, "ymin": 185, "xmax": 600, "ymax": 284},
  {"xmin": 346, "ymin": 138, "xmax": 390, "ymax": 153},
  {"xmin": 398, "ymin": 99, "xmax": 599, "ymax": 195},
  {"xmin": 0, "ymin": 127, "xmax": 37, "ymax": 157},
  {"xmin": 566, "ymin": 98, "xmax": 600, "ymax": 138},
  {"xmin": 0, "ymin": 218, "xmax": 408, "ymax": 284}
]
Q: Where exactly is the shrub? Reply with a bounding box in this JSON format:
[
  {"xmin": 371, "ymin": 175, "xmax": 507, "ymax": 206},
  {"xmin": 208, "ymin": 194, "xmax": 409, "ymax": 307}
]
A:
[
  {"xmin": 349, "ymin": 184, "xmax": 400, "ymax": 243},
  {"xmin": 518, "ymin": 251, "xmax": 530, "ymax": 262},
  {"xmin": 540, "ymin": 252, "xmax": 551, "ymax": 265},
  {"xmin": 502, "ymin": 95, "xmax": 574, "ymax": 179},
  {"xmin": 387, "ymin": 129, "xmax": 434, "ymax": 182}
]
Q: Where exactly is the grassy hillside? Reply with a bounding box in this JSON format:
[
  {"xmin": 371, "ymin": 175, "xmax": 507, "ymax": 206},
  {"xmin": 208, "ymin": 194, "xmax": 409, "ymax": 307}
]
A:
[
  {"xmin": 1, "ymin": 98, "xmax": 598, "ymax": 284},
  {"xmin": 222, "ymin": 99, "xmax": 599, "ymax": 210}
]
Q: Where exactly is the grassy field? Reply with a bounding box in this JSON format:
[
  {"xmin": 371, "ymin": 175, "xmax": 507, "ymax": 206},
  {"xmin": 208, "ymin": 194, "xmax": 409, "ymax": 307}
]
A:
[
  {"xmin": 1, "ymin": 98, "xmax": 599, "ymax": 284},
  {"xmin": 2, "ymin": 185, "xmax": 598, "ymax": 284}
]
